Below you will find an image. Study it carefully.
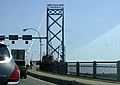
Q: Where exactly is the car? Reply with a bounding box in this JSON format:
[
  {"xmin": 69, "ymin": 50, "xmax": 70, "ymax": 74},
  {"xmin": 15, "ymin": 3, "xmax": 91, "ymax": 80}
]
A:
[{"xmin": 0, "ymin": 43, "xmax": 20, "ymax": 85}]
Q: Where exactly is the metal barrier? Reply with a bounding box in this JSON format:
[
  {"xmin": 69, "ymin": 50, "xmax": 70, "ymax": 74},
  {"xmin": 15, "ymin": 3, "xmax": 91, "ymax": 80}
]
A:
[
  {"xmin": 67, "ymin": 61, "xmax": 120, "ymax": 81},
  {"xmin": 41, "ymin": 61, "xmax": 120, "ymax": 81}
]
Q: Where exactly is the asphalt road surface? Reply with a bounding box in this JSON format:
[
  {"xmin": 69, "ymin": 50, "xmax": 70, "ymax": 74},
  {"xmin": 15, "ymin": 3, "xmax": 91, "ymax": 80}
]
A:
[{"xmin": 20, "ymin": 75, "xmax": 57, "ymax": 85}]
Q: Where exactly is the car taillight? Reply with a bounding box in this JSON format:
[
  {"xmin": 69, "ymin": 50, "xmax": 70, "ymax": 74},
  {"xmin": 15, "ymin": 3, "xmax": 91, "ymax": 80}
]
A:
[{"xmin": 8, "ymin": 66, "xmax": 20, "ymax": 82}]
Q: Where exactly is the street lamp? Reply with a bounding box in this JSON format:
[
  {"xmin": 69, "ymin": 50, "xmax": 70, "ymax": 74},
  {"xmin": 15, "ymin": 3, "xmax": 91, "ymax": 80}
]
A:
[{"xmin": 23, "ymin": 28, "xmax": 42, "ymax": 69}]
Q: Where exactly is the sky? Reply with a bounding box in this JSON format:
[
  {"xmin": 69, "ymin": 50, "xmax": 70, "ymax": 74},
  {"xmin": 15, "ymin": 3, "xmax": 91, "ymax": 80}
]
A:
[{"xmin": 1, "ymin": 0, "xmax": 120, "ymax": 61}]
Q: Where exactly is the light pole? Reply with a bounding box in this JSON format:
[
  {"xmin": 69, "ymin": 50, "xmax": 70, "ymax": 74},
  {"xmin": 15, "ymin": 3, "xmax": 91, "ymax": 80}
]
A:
[{"xmin": 23, "ymin": 28, "xmax": 42, "ymax": 69}]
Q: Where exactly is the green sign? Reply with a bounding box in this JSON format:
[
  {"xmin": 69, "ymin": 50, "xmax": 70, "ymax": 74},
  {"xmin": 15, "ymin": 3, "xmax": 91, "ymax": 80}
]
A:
[
  {"xmin": 9, "ymin": 35, "xmax": 18, "ymax": 40},
  {"xmin": 22, "ymin": 35, "xmax": 32, "ymax": 40},
  {"xmin": 0, "ymin": 36, "xmax": 5, "ymax": 40}
]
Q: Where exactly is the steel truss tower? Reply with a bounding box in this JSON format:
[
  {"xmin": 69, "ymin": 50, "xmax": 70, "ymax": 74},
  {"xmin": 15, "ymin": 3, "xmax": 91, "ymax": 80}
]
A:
[{"xmin": 46, "ymin": 4, "xmax": 65, "ymax": 62}]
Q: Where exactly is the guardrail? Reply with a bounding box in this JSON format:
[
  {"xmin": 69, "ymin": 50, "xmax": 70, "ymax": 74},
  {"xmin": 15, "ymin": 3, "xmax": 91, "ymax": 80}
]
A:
[{"xmin": 41, "ymin": 61, "xmax": 120, "ymax": 81}]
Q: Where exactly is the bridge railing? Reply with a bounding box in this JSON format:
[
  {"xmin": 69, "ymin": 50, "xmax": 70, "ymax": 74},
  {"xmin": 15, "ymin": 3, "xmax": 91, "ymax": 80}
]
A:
[
  {"xmin": 67, "ymin": 61, "xmax": 120, "ymax": 81},
  {"xmin": 41, "ymin": 61, "xmax": 120, "ymax": 81}
]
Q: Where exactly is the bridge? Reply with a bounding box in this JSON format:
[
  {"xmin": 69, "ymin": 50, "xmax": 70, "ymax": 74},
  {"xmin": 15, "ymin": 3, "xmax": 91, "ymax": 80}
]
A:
[{"xmin": 1, "ymin": 4, "xmax": 120, "ymax": 85}]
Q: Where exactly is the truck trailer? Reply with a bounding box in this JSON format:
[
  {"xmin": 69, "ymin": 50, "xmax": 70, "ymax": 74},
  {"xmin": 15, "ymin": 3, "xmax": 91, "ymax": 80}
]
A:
[{"xmin": 11, "ymin": 49, "xmax": 27, "ymax": 79}]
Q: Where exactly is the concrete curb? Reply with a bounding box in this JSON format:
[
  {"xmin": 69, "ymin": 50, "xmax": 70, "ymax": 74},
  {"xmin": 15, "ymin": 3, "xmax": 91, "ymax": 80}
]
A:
[
  {"xmin": 27, "ymin": 68, "xmax": 120, "ymax": 85},
  {"xmin": 27, "ymin": 71, "xmax": 88, "ymax": 85}
]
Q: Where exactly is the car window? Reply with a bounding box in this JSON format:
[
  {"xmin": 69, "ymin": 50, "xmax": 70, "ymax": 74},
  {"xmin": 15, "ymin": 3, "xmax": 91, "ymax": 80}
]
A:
[{"xmin": 0, "ymin": 44, "xmax": 10, "ymax": 61}]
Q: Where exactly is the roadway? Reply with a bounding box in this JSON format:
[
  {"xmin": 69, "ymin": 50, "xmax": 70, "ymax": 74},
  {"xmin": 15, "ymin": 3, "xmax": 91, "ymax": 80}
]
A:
[{"xmin": 20, "ymin": 75, "xmax": 57, "ymax": 85}]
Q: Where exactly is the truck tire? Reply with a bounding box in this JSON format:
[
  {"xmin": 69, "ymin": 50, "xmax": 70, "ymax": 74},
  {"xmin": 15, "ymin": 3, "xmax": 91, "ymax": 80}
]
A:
[{"xmin": 24, "ymin": 75, "xmax": 27, "ymax": 79}]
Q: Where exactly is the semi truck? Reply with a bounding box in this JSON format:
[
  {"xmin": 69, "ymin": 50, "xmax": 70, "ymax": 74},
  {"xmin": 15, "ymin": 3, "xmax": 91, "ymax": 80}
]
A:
[{"xmin": 11, "ymin": 49, "xmax": 27, "ymax": 79}]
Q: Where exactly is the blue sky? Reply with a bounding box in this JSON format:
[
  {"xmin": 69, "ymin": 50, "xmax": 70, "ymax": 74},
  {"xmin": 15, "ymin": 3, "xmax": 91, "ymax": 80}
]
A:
[{"xmin": 1, "ymin": 0, "xmax": 120, "ymax": 61}]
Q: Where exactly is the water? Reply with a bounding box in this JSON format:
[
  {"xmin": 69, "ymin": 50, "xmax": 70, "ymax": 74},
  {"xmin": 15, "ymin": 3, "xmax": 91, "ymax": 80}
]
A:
[{"xmin": 67, "ymin": 62, "xmax": 117, "ymax": 80}]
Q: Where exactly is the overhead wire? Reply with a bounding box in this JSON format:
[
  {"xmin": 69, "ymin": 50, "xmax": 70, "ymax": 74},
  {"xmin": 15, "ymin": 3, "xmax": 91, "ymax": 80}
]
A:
[{"xmin": 26, "ymin": 9, "xmax": 46, "ymax": 57}]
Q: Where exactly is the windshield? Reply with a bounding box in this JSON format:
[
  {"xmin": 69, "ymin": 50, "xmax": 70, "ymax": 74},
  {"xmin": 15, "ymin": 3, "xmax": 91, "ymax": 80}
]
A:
[{"xmin": 0, "ymin": 44, "xmax": 10, "ymax": 61}]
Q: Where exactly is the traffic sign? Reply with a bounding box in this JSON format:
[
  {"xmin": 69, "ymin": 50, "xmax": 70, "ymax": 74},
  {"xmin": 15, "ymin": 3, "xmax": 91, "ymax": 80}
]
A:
[
  {"xmin": 0, "ymin": 36, "xmax": 5, "ymax": 40},
  {"xmin": 9, "ymin": 35, "xmax": 18, "ymax": 40},
  {"xmin": 22, "ymin": 35, "xmax": 32, "ymax": 40}
]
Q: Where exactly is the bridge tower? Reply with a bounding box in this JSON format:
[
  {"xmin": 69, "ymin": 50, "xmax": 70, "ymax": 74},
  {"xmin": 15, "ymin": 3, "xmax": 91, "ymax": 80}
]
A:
[{"xmin": 46, "ymin": 4, "xmax": 65, "ymax": 62}]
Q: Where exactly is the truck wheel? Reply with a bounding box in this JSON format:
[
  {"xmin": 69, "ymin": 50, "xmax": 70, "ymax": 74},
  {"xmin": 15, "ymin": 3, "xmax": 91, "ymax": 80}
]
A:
[{"xmin": 24, "ymin": 75, "xmax": 27, "ymax": 79}]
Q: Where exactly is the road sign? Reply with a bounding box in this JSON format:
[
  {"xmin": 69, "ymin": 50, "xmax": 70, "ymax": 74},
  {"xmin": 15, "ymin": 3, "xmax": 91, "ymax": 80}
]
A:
[
  {"xmin": 9, "ymin": 35, "xmax": 18, "ymax": 40},
  {"xmin": 22, "ymin": 35, "xmax": 32, "ymax": 40},
  {"xmin": 0, "ymin": 36, "xmax": 5, "ymax": 40}
]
